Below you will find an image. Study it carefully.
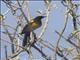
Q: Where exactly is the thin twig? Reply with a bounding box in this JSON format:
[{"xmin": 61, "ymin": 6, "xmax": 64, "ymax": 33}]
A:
[
  {"xmin": 32, "ymin": 45, "xmax": 49, "ymax": 60},
  {"xmin": 17, "ymin": 0, "xmax": 29, "ymax": 23},
  {"xmin": 4, "ymin": 45, "xmax": 8, "ymax": 60},
  {"xmin": 39, "ymin": 38, "xmax": 68, "ymax": 60},
  {"xmin": 55, "ymin": 30, "xmax": 80, "ymax": 49},
  {"xmin": 38, "ymin": 2, "xmax": 52, "ymax": 39},
  {"xmin": 54, "ymin": 1, "xmax": 69, "ymax": 59}
]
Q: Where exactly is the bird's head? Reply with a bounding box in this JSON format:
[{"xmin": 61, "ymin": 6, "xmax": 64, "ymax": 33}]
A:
[
  {"xmin": 34, "ymin": 16, "xmax": 46, "ymax": 21},
  {"xmin": 39, "ymin": 16, "xmax": 46, "ymax": 19},
  {"xmin": 38, "ymin": 16, "xmax": 46, "ymax": 19}
]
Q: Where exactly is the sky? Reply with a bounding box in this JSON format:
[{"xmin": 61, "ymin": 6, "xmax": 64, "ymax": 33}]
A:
[{"xmin": 1, "ymin": 1, "xmax": 80, "ymax": 60}]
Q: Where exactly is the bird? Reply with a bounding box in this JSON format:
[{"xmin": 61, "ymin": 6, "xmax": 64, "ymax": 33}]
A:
[{"xmin": 21, "ymin": 16, "xmax": 46, "ymax": 47}]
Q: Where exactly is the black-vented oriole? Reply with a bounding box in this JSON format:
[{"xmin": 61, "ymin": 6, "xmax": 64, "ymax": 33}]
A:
[{"xmin": 21, "ymin": 16, "xmax": 46, "ymax": 47}]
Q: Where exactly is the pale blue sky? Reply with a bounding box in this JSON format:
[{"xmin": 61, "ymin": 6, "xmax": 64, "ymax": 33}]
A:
[{"xmin": 1, "ymin": 1, "xmax": 80, "ymax": 60}]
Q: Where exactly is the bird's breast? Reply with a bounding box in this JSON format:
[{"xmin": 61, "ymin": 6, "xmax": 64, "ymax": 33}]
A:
[{"xmin": 31, "ymin": 22, "xmax": 40, "ymax": 30}]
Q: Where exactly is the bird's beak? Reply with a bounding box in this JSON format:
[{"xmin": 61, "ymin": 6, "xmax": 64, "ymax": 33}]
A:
[{"xmin": 42, "ymin": 16, "xmax": 46, "ymax": 18}]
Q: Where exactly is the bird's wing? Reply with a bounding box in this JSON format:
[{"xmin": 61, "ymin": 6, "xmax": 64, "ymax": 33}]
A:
[
  {"xmin": 21, "ymin": 20, "xmax": 39, "ymax": 34},
  {"xmin": 21, "ymin": 24, "xmax": 29, "ymax": 34}
]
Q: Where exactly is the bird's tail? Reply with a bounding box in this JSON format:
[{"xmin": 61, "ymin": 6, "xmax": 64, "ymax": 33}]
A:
[{"xmin": 22, "ymin": 32, "xmax": 30, "ymax": 47}]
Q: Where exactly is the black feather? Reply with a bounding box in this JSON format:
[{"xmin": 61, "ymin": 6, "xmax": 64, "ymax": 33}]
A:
[
  {"xmin": 21, "ymin": 16, "xmax": 46, "ymax": 47},
  {"xmin": 22, "ymin": 32, "xmax": 30, "ymax": 47}
]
